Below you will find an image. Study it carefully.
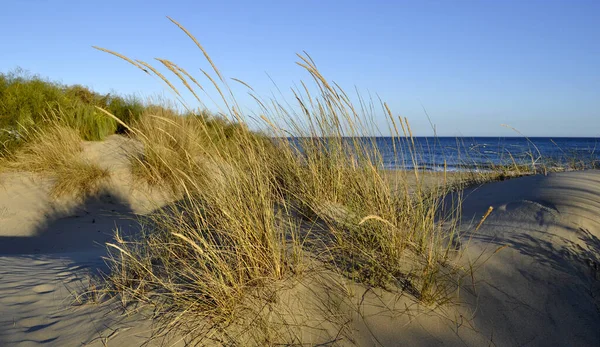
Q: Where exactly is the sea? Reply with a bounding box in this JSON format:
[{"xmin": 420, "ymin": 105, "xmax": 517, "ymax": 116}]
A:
[{"xmin": 289, "ymin": 137, "xmax": 600, "ymax": 172}]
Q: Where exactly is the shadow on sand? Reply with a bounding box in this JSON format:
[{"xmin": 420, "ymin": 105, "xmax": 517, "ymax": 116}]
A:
[{"xmin": 0, "ymin": 188, "xmax": 146, "ymax": 346}]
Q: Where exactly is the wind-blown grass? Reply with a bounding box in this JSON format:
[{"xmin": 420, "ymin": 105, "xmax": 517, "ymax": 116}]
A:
[
  {"xmin": 2, "ymin": 16, "xmax": 595, "ymax": 347},
  {"xmin": 126, "ymin": 105, "xmax": 251, "ymax": 193},
  {"xmin": 3, "ymin": 122, "xmax": 110, "ymax": 197},
  {"xmin": 98, "ymin": 104, "xmax": 303, "ymax": 343},
  {"xmin": 90, "ymin": 17, "xmax": 465, "ymax": 345}
]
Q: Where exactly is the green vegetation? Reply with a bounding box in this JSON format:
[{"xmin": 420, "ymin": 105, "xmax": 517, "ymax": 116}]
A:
[{"xmin": 0, "ymin": 69, "xmax": 143, "ymax": 156}]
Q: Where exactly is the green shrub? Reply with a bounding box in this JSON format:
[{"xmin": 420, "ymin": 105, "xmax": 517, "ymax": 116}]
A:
[{"xmin": 0, "ymin": 69, "xmax": 146, "ymax": 156}]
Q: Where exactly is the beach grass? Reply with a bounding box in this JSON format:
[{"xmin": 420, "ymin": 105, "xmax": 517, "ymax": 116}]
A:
[
  {"xmin": 2, "ymin": 121, "xmax": 110, "ymax": 197},
  {"xmin": 2, "ymin": 19, "xmax": 597, "ymax": 346},
  {"xmin": 0, "ymin": 69, "xmax": 144, "ymax": 157},
  {"xmin": 86, "ymin": 18, "xmax": 467, "ymax": 344}
]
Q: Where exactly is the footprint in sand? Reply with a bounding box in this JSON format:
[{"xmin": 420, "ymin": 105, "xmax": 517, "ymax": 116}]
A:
[
  {"xmin": 23, "ymin": 321, "xmax": 58, "ymax": 333},
  {"xmin": 30, "ymin": 259, "xmax": 52, "ymax": 266},
  {"xmin": 17, "ymin": 316, "xmax": 55, "ymax": 329},
  {"xmin": 30, "ymin": 284, "xmax": 55, "ymax": 295},
  {"xmin": 0, "ymin": 206, "xmax": 10, "ymax": 219},
  {"xmin": 4, "ymin": 293, "xmax": 41, "ymax": 306}
]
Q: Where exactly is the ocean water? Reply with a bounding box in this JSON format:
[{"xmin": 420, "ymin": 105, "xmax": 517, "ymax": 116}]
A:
[{"xmin": 288, "ymin": 137, "xmax": 600, "ymax": 172}]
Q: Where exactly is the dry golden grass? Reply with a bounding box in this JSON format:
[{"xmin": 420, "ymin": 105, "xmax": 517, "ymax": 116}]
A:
[
  {"xmin": 7, "ymin": 124, "xmax": 83, "ymax": 173},
  {"xmin": 51, "ymin": 159, "xmax": 110, "ymax": 198},
  {"xmin": 89, "ymin": 19, "xmax": 466, "ymax": 344},
  {"xmin": 97, "ymin": 108, "xmax": 305, "ymax": 344},
  {"xmin": 4, "ymin": 123, "xmax": 110, "ymax": 198},
  {"xmin": 126, "ymin": 106, "xmax": 247, "ymax": 193}
]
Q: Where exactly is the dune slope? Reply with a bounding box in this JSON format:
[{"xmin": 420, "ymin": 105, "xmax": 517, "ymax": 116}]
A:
[
  {"xmin": 0, "ymin": 136, "xmax": 173, "ymax": 346},
  {"xmin": 452, "ymin": 170, "xmax": 600, "ymax": 346},
  {"xmin": 1, "ymin": 137, "xmax": 599, "ymax": 346}
]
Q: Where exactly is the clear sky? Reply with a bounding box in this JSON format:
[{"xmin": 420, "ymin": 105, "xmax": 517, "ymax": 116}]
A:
[{"xmin": 1, "ymin": 0, "xmax": 599, "ymax": 136}]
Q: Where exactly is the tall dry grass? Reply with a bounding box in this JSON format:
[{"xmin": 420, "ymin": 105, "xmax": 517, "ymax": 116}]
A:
[
  {"xmin": 125, "ymin": 105, "xmax": 251, "ymax": 193},
  {"xmin": 98, "ymin": 105, "xmax": 305, "ymax": 343},
  {"xmin": 92, "ymin": 17, "xmax": 464, "ymax": 344},
  {"xmin": 3, "ymin": 120, "xmax": 110, "ymax": 198}
]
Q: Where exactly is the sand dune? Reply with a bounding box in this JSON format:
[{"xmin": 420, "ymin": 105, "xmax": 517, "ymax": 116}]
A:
[
  {"xmin": 450, "ymin": 170, "xmax": 600, "ymax": 345},
  {"xmin": 0, "ymin": 136, "xmax": 174, "ymax": 346},
  {"xmin": 329, "ymin": 170, "xmax": 600, "ymax": 346},
  {"xmin": 1, "ymin": 136, "xmax": 599, "ymax": 346}
]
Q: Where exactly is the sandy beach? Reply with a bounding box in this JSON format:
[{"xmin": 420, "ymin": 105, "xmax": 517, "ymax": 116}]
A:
[
  {"xmin": 0, "ymin": 135, "xmax": 598, "ymax": 346},
  {"xmin": 2, "ymin": 1, "xmax": 599, "ymax": 343},
  {"xmin": 0, "ymin": 136, "xmax": 174, "ymax": 346}
]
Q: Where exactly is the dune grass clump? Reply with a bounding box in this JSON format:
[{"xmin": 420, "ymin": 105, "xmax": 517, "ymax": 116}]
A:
[
  {"xmin": 124, "ymin": 105, "xmax": 253, "ymax": 193},
  {"xmin": 51, "ymin": 159, "xmax": 111, "ymax": 198},
  {"xmin": 263, "ymin": 58, "xmax": 460, "ymax": 302},
  {"xmin": 4, "ymin": 122, "xmax": 110, "ymax": 197},
  {"xmin": 99, "ymin": 105, "xmax": 303, "ymax": 343},
  {"xmin": 4, "ymin": 124, "xmax": 82, "ymax": 172},
  {"xmin": 90, "ymin": 17, "xmax": 464, "ymax": 344}
]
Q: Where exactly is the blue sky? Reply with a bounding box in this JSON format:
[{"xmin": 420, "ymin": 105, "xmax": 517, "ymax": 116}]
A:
[{"xmin": 1, "ymin": 0, "xmax": 599, "ymax": 136}]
